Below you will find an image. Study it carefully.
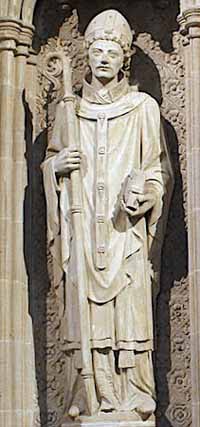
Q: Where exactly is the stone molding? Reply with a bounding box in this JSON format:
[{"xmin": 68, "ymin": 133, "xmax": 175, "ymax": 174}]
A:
[
  {"xmin": 178, "ymin": 7, "xmax": 200, "ymax": 36},
  {"xmin": 0, "ymin": 9, "xmax": 37, "ymax": 427},
  {"xmin": 0, "ymin": 18, "xmax": 34, "ymax": 54},
  {"xmin": 0, "ymin": 0, "xmax": 36, "ymax": 24},
  {"xmin": 0, "ymin": 19, "xmax": 21, "ymax": 50}
]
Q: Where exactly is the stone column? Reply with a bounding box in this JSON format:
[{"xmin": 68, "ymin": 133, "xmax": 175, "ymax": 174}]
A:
[
  {"xmin": 178, "ymin": 6, "xmax": 200, "ymax": 427},
  {"xmin": 0, "ymin": 18, "xmax": 37, "ymax": 427},
  {"xmin": 25, "ymin": 47, "xmax": 38, "ymax": 150}
]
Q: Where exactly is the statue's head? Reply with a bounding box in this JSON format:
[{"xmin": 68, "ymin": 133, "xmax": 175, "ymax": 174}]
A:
[{"xmin": 84, "ymin": 10, "xmax": 133, "ymax": 84}]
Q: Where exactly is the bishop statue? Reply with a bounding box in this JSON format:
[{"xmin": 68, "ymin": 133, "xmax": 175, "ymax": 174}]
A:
[{"xmin": 42, "ymin": 9, "xmax": 174, "ymax": 424}]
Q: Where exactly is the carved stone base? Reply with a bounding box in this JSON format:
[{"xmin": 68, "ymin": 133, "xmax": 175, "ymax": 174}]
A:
[{"xmin": 62, "ymin": 414, "xmax": 155, "ymax": 427}]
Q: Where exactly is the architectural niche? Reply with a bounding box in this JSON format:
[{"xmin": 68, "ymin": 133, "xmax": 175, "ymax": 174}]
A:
[
  {"xmin": 0, "ymin": 0, "xmax": 200, "ymax": 426},
  {"xmin": 31, "ymin": 2, "xmax": 190, "ymax": 425}
]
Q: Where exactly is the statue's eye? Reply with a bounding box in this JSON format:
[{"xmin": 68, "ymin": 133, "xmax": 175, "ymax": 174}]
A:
[
  {"xmin": 92, "ymin": 49, "xmax": 102, "ymax": 56},
  {"xmin": 108, "ymin": 51, "xmax": 118, "ymax": 58}
]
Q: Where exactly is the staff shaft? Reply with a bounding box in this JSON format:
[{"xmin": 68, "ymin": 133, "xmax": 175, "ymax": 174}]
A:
[{"xmin": 61, "ymin": 56, "xmax": 97, "ymax": 415}]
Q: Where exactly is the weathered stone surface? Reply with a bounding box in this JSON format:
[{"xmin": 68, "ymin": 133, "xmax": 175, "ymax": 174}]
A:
[{"xmin": 33, "ymin": 2, "xmax": 191, "ymax": 426}]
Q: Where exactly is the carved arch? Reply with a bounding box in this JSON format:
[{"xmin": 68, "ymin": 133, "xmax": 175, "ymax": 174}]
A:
[
  {"xmin": 0, "ymin": 0, "xmax": 42, "ymax": 24},
  {"xmin": 21, "ymin": 0, "xmax": 38, "ymax": 24},
  {"xmin": 0, "ymin": 0, "xmax": 22, "ymax": 18},
  {"xmin": 2, "ymin": 0, "xmax": 191, "ymax": 26},
  {"xmin": 0, "ymin": 0, "xmax": 24, "ymax": 19}
]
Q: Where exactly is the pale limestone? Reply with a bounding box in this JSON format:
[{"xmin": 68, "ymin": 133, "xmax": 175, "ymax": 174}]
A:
[
  {"xmin": 42, "ymin": 9, "xmax": 174, "ymax": 424},
  {"xmin": 0, "ymin": 1, "xmax": 199, "ymax": 426},
  {"xmin": 0, "ymin": 17, "xmax": 38, "ymax": 427}
]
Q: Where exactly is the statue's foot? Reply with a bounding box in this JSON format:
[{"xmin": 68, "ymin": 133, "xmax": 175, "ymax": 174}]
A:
[
  {"xmin": 68, "ymin": 405, "xmax": 80, "ymax": 419},
  {"xmin": 135, "ymin": 397, "xmax": 156, "ymax": 421},
  {"xmin": 98, "ymin": 398, "xmax": 119, "ymax": 414},
  {"xmin": 98, "ymin": 405, "xmax": 115, "ymax": 414}
]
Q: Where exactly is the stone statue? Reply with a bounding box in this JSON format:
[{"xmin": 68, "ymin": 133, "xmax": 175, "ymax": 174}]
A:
[{"xmin": 42, "ymin": 9, "xmax": 174, "ymax": 425}]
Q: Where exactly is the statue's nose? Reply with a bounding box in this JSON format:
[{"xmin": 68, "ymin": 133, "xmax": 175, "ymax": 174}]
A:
[{"xmin": 101, "ymin": 56, "xmax": 109, "ymax": 64}]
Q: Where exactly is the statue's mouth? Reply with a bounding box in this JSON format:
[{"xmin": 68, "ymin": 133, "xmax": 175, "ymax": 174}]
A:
[{"xmin": 98, "ymin": 66, "xmax": 111, "ymax": 70}]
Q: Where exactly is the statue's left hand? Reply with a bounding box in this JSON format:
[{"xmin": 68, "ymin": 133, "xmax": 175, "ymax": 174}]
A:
[{"xmin": 121, "ymin": 183, "xmax": 158, "ymax": 218}]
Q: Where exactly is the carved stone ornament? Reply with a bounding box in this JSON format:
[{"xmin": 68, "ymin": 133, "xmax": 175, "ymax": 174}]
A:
[{"xmin": 34, "ymin": 3, "xmax": 191, "ymax": 426}]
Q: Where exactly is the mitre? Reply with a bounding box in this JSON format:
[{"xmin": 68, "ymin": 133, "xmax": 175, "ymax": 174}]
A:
[{"xmin": 85, "ymin": 9, "xmax": 133, "ymax": 52}]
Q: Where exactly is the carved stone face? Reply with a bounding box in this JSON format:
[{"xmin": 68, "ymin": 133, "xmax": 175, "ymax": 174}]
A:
[{"xmin": 88, "ymin": 39, "xmax": 124, "ymax": 84}]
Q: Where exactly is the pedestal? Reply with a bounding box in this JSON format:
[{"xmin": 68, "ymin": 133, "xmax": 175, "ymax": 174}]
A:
[{"xmin": 62, "ymin": 413, "xmax": 155, "ymax": 427}]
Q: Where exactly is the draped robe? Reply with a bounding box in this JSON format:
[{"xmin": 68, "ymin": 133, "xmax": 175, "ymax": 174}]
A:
[{"xmin": 42, "ymin": 77, "xmax": 174, "ymax": 413}]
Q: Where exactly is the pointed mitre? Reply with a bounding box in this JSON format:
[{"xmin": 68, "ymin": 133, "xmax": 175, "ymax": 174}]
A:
[{"xmin": 85, "ymin": 9, "xmax": 133, "ymax": 52}]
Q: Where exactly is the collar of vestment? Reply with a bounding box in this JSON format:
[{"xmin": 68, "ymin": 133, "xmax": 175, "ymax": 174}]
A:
[
  {"xmin": 82, "ymin": 75, "xmax": 130, "ymax": 104},
  {"xmin": 76, "ymin": 88, "xmax": 149, "ymax": 121}
]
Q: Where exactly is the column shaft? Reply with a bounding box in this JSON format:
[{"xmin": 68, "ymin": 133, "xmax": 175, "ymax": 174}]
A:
[
  {"xmin": 0, "ymin": 21, "xmax": 38, "ymax": 427},
  {"xmin": 190, "ymin": 33, "xmax": 200, "ymax": 426},
  {"xmin": 178, "ymin": 8, "xmax": 200, "ymax": 426},
  {"xmin": 0, "ymin": 47, "xmax": 16, "ymax": 427},
  {"xmin": 12, "ymin": 47, "xmax": 37, "ymax": 426}
]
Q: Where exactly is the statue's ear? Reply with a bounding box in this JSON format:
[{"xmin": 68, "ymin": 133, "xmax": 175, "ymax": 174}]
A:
[
  {"xmin": 84, "ymin": 41, "xmax": 90, "ymax": 65},
  {"xmin": 84, "ymin": 68, "xmax": 92, "ymax": 84},
  {"xmin": 131, "ymin": 46, "xmax": 136, "ymax": 56},
  {"xmin": 123, "ymin": 45, "xmax": 136, "ymax": 71}
]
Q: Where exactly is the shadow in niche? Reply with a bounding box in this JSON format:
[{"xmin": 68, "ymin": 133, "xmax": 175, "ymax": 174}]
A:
[
  {"xmin": 75, "ymin": 0, "xmax": 179, "ymax": 53},
  {"xmin": 23, "ymin": 91, "xmax": 49, "ymax": 426},
  {"xmin": 130, "ymin": 48, "xmax": 188, "ymax": 426},
  {"xmin": 32, "ymin": 0, "xmax": 179, "ymax": 54},
  {"xmin": 32, "ymin": 0, "xmax": 74, "ymax": 51}
]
